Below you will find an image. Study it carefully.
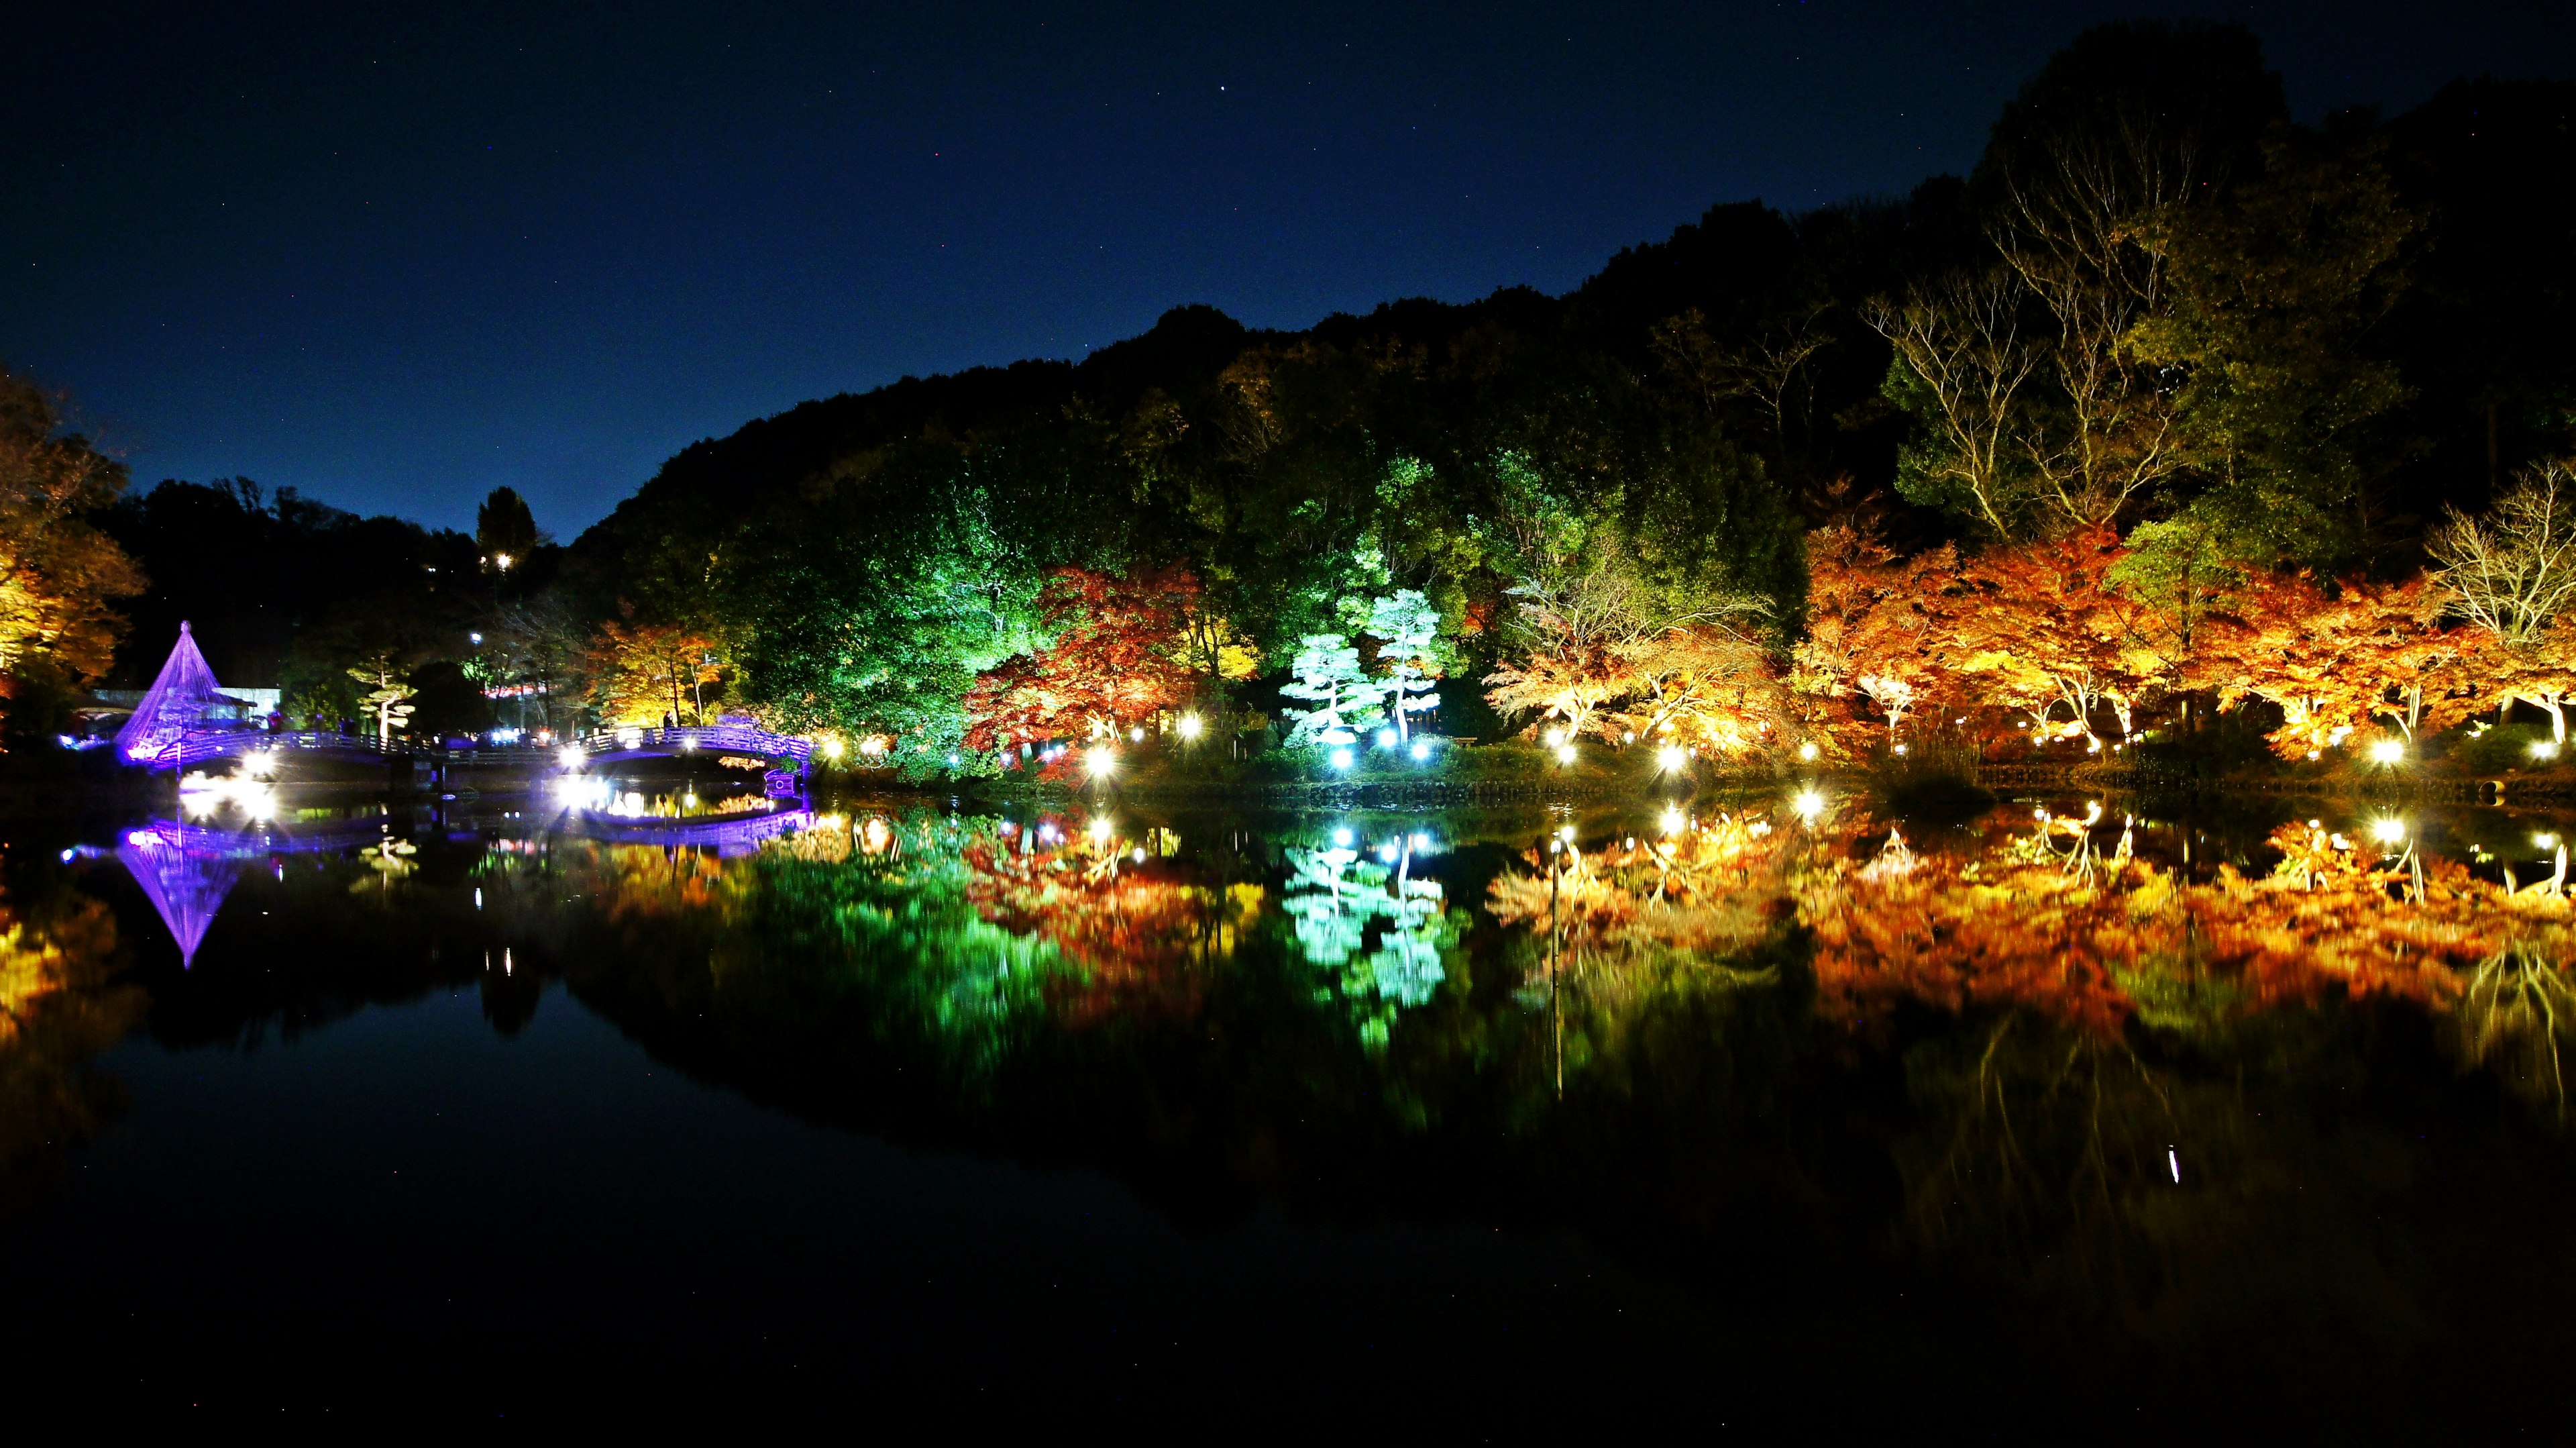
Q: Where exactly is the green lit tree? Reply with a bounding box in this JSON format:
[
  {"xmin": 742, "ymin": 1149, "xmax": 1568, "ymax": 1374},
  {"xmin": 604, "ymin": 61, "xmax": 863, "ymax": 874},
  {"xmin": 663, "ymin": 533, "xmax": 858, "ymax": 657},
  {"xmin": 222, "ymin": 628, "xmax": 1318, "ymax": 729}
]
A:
[
  {"xmin": 1278, "ymin": 634, "xmax": 1385, "ymax": 750},
  {"xmin": 1364, "ymin": 590, "xmax": 1444, "ymax": 741}
]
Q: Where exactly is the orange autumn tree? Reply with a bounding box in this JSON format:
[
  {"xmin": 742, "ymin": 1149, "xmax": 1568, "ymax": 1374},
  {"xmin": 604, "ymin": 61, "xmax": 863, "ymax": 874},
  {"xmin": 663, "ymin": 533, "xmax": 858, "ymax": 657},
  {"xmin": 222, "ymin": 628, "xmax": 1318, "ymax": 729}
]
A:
[
  {"xmin": 2194, "ymin": 571, "xmax": 2479, "ymax": 758},
  {"xmin": 591, "ymin": 618, "xmax": 727, "ymax": 727},
  {"xmin": 963, "ymin": 566, "xmax": 1199, "ymax": 759},
  {"xmin": 1939, "ymin": 525, "xmax": 2157, "ymax": 750},
  {"xmin": 1795, "ymin": 523, "xmax": 1960, "ymax": 751}
]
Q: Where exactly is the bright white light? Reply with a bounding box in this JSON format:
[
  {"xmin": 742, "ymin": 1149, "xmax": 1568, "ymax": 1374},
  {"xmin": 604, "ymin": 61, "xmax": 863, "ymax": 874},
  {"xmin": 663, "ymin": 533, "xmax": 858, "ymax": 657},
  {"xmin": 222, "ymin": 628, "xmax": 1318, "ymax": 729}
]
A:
[
  {"xmin": 1177, "ymin": 713, "xmax": 1203, "ymax": 740},
  {"xmin": 1130, "ymin": 726, "xmax": 1146, "ymax": 743},
  {"xmin": 1410, "ymin": 740, "xmax": 1430, "ymax": 762},
  {"xmin": 1333, "ymin": 827, "xmax": 1354, "ymax": 847},
  {"xmin": 1799, "ymin": 741, "xmax": 1819, "ymax": 762},
  {"xmin": 493, "ymin": 553, "xmax": 513, "ymax": 571},
  {"xmin": 2305, "ymin": 750, "xmax": 2321, "ymax": 761},
  {"xmin": 2533, "ymin": 740, "xmax": 2561, "ymax": 761},
  {"xmin": 1409, "ymin": 833, "xmax": 1430, "ymax": 851},
  {"xmin": 1660, "ymin": 807, "xmax": 1686, "ymax": 835},
  {"xmin": 1086, "ymin": 745, "xmax": 1116, "ymax": 777},
  {"xmin": 1377, "ymin": 843, "xmax": 1400, "ymax": 863},
  {"xmin": 1088, "ymin": 817, "xmax": 1114, "ymax": 841},
  {"xmin": 1330, "ymin": 747, "xmax": 1354, "ymax": 770},
  {"xmin": 557, "ymin": 745, "xmax": 585, "ymax": 770},
  {"xmin": 1376, "ymin": 729, "xmax": 1397, "ymax": 749},
  {"xmin": 2370, "ymin": 817, "xmax": 2408, "ymax": 845},
  {"xmin": 2536, "ymin": 833, "xmax": 2560, "ymax": 850},
  {"xmin": 1554, "ymin": 744, "xmax": 1576, "ymax": 764},
  {"xmin": 1543, "ymin": 728, "xmax": 1564, "ymax": 747},
  {"xmin": 1656, "ymin": 745, "xmax": 1686, "ymax": 772},
  {"xmin": 1558, "ymin": 825, "xmax": 1577, "ymax": 843},
  {"xmin": 2369, "ymin": 739, "xmax": 2405, "ymax": 764},
  {"xmin": 1892, "ymin": 743, "xmax": 1908, "ymax": 756},
  {"xmin": 1792, "ymin": 787, "xmax": 1827, "ymax": 823},
  {"xmin": 822, "ymin": 737, "xmax": 847, "ymax": 760}
]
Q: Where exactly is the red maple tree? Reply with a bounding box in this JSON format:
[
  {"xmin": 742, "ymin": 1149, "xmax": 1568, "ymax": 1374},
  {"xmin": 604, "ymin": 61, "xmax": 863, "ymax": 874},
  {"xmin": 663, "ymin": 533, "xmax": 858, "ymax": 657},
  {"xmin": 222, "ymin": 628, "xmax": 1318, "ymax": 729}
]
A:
[{"xmin": 963, "ymin": 567, "xmax": 1201, "ymax": 759}]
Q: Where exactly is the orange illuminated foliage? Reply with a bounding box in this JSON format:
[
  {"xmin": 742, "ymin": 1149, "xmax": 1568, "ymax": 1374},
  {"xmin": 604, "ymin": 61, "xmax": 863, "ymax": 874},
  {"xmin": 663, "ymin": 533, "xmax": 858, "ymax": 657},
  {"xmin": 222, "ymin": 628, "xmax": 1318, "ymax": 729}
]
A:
[
  {"xmin": 1937, "ymin": 526, "xmax": 2158, "ymax": 748},
  {"xmin": 2195, "ymin": 571, "xmax": 2480, "ymax": 757},
  {"xmin": 964, "ymin": 567, "xmax": 1200, "ymax": 761},
  {"xmin": 961, "ymin": 823, "xmax": 1250, "ymax": 1025},
  {"xmin": 1794, "ymin": 524, "xmax": 1960, "ymax": 752}
]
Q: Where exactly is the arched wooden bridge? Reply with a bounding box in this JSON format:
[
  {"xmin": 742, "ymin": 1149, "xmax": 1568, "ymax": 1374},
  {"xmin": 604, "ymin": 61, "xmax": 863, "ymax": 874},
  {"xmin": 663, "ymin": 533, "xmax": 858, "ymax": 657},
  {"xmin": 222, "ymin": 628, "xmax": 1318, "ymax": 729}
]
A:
[
  {"xmin": 559, "ymin": 724, "xmax": 814, "ymax": 774},
  {"xmin": 138, "ymin": 722, "xmax": 816, "ymax": 777}
]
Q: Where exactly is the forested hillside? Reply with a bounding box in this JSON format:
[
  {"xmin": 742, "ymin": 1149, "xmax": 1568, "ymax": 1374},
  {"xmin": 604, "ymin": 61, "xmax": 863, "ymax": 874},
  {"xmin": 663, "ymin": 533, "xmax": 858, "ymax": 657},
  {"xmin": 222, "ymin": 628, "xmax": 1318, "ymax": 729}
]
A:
[{"xmin": 65, "ymin": 21, "xmax": 2576, "ymax": 776}]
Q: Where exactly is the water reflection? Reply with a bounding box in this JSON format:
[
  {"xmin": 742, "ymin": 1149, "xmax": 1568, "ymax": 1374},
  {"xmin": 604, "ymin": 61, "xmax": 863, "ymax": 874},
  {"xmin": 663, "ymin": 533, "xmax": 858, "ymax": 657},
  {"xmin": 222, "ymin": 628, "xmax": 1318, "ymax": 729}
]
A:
[{"xmin": 29, "ymin": 785, "xmax": 2576, "ymax": 1384}]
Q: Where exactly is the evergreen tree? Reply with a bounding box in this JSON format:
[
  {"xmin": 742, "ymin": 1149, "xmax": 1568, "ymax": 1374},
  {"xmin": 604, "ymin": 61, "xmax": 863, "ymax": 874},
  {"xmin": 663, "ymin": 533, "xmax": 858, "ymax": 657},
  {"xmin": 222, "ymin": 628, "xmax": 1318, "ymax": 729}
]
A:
[
  {"xmin": 1278, "ymin": 634, "xmax": 1385, "ymax": 751},
  {"xmin": 1364, "ymin": 590, "xmax": 1443, "ymax": 741}
]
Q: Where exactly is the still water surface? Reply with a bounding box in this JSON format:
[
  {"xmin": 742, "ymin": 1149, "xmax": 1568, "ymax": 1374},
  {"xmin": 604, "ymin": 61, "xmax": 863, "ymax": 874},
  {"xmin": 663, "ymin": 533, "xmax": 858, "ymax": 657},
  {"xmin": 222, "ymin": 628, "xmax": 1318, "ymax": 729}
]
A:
[{"xmin": 7, "ymin": 782, "xmax": 2576, "ymax": 1428}]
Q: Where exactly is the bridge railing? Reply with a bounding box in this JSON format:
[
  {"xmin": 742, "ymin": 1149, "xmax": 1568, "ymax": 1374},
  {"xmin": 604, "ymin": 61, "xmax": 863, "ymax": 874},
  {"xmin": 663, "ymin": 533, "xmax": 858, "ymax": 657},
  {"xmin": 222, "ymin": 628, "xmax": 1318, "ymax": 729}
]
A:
[{"xmin": 566, "ymin": 725, "xmax": 814, "ymax": 770}]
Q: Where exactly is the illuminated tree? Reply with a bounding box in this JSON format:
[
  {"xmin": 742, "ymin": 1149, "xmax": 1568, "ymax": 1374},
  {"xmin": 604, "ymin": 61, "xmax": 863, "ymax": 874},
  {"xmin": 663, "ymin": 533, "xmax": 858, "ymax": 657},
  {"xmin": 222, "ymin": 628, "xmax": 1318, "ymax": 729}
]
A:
[
  {"xmin": 962, "ymin": 566, "xmax": 1199, "ymax": 754},
  {"xmin": 1795, "ymin": 524, "xmax": 1959, "ymax": 749},
  {"xmin": 591, "ymin": 618, "xmax": 725, "ymax": 727},
  {"xmin": 1363, "ymin": 589, "xmax": 1443, "ymax": 741},
  {"xmin": 347, "ymin": 653, "xmax": 416, "ymax": 747},
  {"xmin": 1939, "ymin": 526, "xmax": 2157, "ymax": 749},
  {"xmin": 0, "ymin": 368, "xmax": 145, "ymax": 719},
  {"xmin": 1278, "ymin": 634, "xmax": 1385, "ymax": 749},
  {"xmin": 2428, "ymin": 461, "xmax": 2576, "ymax": 647}
]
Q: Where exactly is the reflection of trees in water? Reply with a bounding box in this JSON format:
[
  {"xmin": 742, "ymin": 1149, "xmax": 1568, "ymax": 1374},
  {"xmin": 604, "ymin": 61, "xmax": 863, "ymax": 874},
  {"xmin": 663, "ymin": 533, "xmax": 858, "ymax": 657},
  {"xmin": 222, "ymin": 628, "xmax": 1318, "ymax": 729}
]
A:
[
  {"xmin": 1890, "ymin": 1008, "xmax": 2428, "ymax": 1351},
  {"xmin": 1281, "ymin": 837, "xmax": 1462, "ymax": 1048},
  {"xmin": 2451, "ymin": 929, "xmax": 2576, "ymax": 1118},
  {"xmin": 0, "ymin": 878, "xmax": 141, "ymax": 1219},
  {"xmin": 963, "ymin": 815, "xmax": 1252, "ymax": 1028}
]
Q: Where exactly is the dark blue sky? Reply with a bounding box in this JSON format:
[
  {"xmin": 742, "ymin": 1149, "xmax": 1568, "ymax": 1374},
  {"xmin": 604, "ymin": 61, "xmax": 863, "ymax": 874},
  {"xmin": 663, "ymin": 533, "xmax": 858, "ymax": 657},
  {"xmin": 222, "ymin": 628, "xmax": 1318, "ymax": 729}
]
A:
[{"xmin": 6, "ymin": 1, "xmax": 2569, "ymax": 535}]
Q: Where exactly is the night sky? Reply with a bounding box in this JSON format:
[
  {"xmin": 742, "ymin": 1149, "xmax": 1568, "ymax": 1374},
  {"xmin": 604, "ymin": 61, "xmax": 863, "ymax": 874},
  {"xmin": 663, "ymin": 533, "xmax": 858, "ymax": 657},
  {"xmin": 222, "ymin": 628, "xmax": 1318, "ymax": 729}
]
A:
[{"xmin": 6, "ymin": 2, "xmax": 2569, "ymax": 535}]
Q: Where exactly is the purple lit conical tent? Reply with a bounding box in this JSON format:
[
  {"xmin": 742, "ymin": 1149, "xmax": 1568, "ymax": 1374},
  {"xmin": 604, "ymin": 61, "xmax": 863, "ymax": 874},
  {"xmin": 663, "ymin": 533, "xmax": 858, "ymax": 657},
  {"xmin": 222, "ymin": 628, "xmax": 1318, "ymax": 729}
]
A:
[
  {"xmin": 115, "ymin": 823, "xmax": 241, "ymax": 968},
  {"xmin": 115, "ymin": 621, "xmax": 225, "ymax": 766}
]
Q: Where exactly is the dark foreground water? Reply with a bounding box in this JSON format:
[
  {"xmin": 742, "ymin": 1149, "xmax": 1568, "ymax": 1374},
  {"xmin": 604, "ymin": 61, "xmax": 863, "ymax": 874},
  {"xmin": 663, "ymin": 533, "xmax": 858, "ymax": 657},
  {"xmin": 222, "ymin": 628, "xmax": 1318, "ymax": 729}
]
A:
[{"xmin": 7, "ymin": 783, "xmax": 2576, "ymax": 1430}]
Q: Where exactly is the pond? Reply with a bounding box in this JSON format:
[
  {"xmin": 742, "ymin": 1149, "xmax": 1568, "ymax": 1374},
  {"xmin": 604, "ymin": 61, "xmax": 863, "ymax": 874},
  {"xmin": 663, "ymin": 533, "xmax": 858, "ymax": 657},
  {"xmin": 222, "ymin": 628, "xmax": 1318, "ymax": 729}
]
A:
[{"xmin": 5, "ymin": 780, "xmax": 2576, "ymax": 1430}]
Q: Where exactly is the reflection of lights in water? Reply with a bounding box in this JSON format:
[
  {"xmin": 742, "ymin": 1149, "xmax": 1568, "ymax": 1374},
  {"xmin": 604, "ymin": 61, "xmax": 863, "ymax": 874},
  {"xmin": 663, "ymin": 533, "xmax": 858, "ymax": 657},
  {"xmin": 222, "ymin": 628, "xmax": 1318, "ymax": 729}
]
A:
[
  {"xmin": 2370, "ymin": 817, "xmax": 2408, "ymax": 845},
  {"xmin": 2369, "ymin": 739, "xmax": 2406, "ymax": 764},
  {"xmin": 178, "ymin": 769, "xmax": 276, "ymax": 821},
  {"xmin": 1375, "ymin": 729, "xmax": 1397, "ymax": 749},
  {"xmin": 1377, "ymin": 843, "xmax": 1400, "ymax": 864},
  {"xmin": 1554, "ymin": 744, "xmax": 1576, "ymax": 764},
  {"xmin": 1409, "ymin": 832, "xmax": 1432, "ymax": 852},
  {"xmin": 1661, "ymin": 807, "xmax": 1686, "ymax": 835},
  {"xmin": 1792, "ymin": 788, "xmax": 1827, "ymax": 823},
  {"xmin": 861, "ymin": 817, "xmax": 894, "ymax": 854},
  {"xmin": 1330, "ymin": 748, "xmax": 1354, "ymax": 770}
]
